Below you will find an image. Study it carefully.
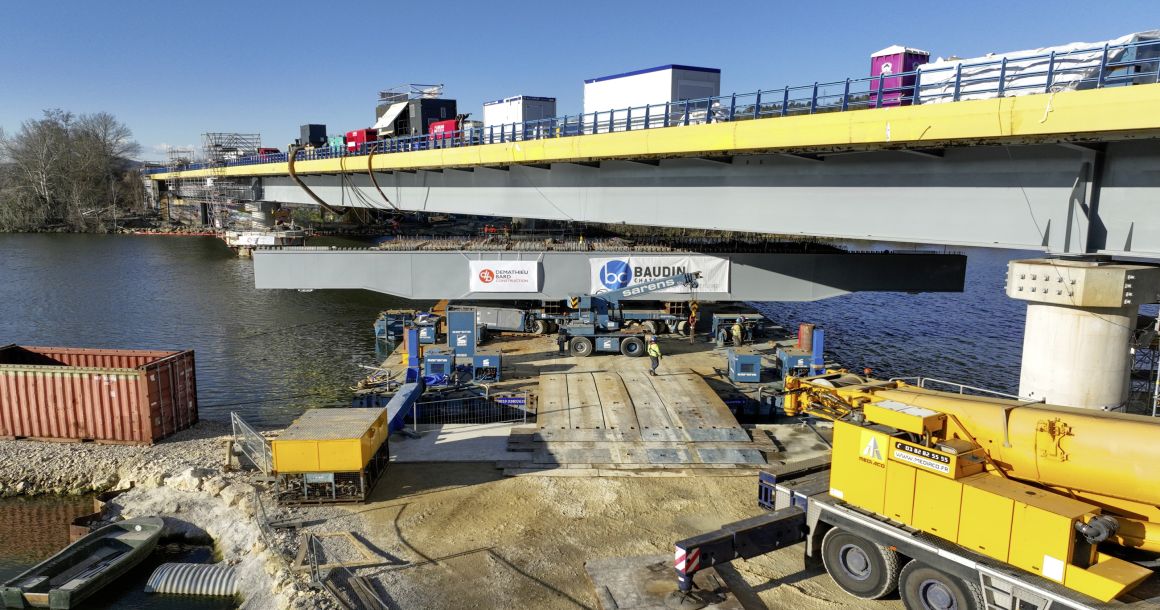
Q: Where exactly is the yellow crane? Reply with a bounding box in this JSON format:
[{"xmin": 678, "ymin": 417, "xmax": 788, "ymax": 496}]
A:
[{"xmin": 672, "ymin": 372, "xmax": 1159, "ymax": 610}]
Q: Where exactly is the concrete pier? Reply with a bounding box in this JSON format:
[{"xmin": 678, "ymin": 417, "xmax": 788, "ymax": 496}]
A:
[{"xmin": 1007, "ymin": 259, "xmax": 1160, "ymax": 409}]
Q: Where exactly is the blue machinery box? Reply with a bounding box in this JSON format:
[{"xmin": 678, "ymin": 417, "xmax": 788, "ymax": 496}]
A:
[
  {"xmin": 417, "ymin": 323, "xmax": 438, "ymax": 344},
  {"xmin": 472, "ymin": 350, "xmax": 502, "ymax": 382},
  {"xmin": 726, "ymin": 348, "xmax": 763, "ymax": 383},
  {"xmin": 447, "ymin": 310, "xmax": 477, "ymax": 357},
  {"xmin": 423, "ymin": 348, "xmax": 455, "ymax": 378}
]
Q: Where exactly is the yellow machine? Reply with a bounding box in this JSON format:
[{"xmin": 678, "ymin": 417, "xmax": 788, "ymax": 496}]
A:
[
  {"xmin": 271, "ymin": 407, "xmax": 391, "ymax": 503},
  {"xmin": 785, "ymin": 373, "xmax": 1158, "ymax": 603}
]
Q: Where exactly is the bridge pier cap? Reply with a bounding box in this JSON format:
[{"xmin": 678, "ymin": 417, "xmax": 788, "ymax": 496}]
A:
[{"xmin": 1006, "ymin": 258, "xmax": 1160, "ymax": 410}]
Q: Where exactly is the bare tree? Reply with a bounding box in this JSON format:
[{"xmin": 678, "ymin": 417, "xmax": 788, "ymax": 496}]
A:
[{"xmin": 0, "ymin": 109, "xmax": 140, "ymax": 232}]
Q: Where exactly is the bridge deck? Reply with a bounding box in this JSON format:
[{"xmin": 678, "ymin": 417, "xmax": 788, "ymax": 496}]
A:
[{"xmin": 152, "ymin": 85, "xmax": 1160, "ymax": 181}]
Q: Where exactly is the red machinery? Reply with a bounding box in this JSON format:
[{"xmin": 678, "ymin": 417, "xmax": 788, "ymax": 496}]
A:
[{"xmin": 345, "ymin": 128, "xmax": 377, "ymax": 153}]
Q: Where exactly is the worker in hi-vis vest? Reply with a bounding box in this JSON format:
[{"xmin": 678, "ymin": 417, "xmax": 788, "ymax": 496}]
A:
[
  {"xmin": 732, "ymin": 318, "xmax": 744, "ymax": 346},
  {"xmin": 647, "ymin": 336, "xmax": 662, "ymax": 376}
]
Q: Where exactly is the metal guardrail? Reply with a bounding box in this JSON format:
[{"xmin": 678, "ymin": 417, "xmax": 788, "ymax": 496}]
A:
[
  {"xmin": 231, "ymin": 411, "xmax": 272, "ymax": 475},
  {"xmin": 408, "ymin": 391, "xmax": 529, "ymax": 432},
  {"xmin": 889, "ymin": 376, "xmax": 1039, "ymax": 402},
  {"xmin": 144, "ymin": 38, "xmax": 1160, "ymax": 176}
]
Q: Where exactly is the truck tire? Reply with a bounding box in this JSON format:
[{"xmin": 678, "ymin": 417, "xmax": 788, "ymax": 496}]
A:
[
  {"xmin": 676, "ymin": 321, "xmax": 688, "ymax": 334},
  {"xmin": 532, "ymin": 319, "xmax": 548, "ymax": 335},
  {"xmin": 570, "ymin": 336, "xmax": 594, "ymax": 357},
  {"xmin": 821, "ymin": 527, "xmax": 900, "ymax": 600},
  {"xmin": 620, "ymin": 337, "xmax": 645, "ymax": 357},
  {"xmin": 898, "ymin": 561, "xmax": 982, "ymax": 610},
  {"xmin": 546, "ymin": 321, "xmax": 558, "ymax": 334},
  {"xmin": 641, "ymin": 320, "xmax": 659, "ymax": 334}
]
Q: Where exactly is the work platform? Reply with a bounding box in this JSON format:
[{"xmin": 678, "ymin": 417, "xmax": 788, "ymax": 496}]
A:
[
  {"xmin": 380, "ymin": 326, "xmax": 833, "ymax": 476},
  {"xmin": 502, "ymin": 370, "xmax": 769, "ymax": 476}
]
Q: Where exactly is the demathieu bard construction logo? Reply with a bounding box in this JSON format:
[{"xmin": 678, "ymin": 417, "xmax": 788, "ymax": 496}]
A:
[{"xmin": 469, "ymin": 260, "xmax": 538, "ymax": 292}]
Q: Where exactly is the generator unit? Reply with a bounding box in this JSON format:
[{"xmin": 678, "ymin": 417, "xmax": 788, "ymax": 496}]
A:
[
  {"xmin": 417, "ymin": 318, "xmax": 439, "ymax": 344},
  {"xmin": 447, "ymin": 310, "xmax": 477, "ymax": 357},
  {"xmin": 271, "ymin": 408, "xmax": 390, "ymax": 504},
  {"xmin": 472, "ymin": 350, "xmax": 502, "ymax": 383},
  {"xmin": 423, "ymin": 347, "xmax": 455, "ymax": 385},
  {"xmin": 299, "ymin": 124, "xmax": 327, "ymax": 147},
  {"xmin": 777, "ymin": 347, "xmax": 812, "ymax": 377},
  {"xmin": 726, "ymin": 347, "xmax": 763, "ymax": 383}
]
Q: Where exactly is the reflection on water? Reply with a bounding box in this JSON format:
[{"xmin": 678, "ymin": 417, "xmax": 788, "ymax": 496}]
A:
[{"xmin": 0, "ymin": 495, "xmax": 93, "ymax": 569}]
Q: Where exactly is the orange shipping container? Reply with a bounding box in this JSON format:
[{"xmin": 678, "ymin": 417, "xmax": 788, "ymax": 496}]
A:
[{"xmin": 0, "ymin": 345, "xmax": 198, "ymax": 445}]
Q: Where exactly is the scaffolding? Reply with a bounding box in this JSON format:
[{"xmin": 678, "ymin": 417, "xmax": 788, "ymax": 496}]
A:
[
  {"xmin": 378, "ymin": 83, "xmax": 444, "ymax": 104},
  {"xmin": 1128, "ymin": 313, "xmax": 1160, "ymax": 416},
  {"xmin": 202, "ymin": 133, "xmax": 261, "ymax": 164},
  {"xmin": 160, "ymin": 136, "xmax": 264, "ymax": 227}
]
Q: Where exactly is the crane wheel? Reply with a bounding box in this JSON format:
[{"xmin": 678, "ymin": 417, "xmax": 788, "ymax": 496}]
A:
[
  {"xmin": 620, "ymin": 337, "xmax": 645, "ymax": 357},
  {"xmin": 821, "ymin": 527, "xmax": 900, "ymax": 600},
  {"xmin": 570, "ymin": 336, "xmax": 594, "ymax": 357},
  {"xmin": 641, "ymin": 320, "xmax": 659, "ymax": 334},
  {"xmin": 532, "ymin": 319, "xmax": 549, "ymax": 335},
  {"xmin": 898, "ymin": 561, "xmax": 982, "ymax": 610}
]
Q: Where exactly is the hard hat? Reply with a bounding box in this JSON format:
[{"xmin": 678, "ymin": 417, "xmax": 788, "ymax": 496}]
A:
[{"xmin": 648, "ymin": 336, "xmax": 657, "ymax": 343}]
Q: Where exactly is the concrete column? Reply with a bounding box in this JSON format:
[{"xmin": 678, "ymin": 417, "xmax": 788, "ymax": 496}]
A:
[{"xmin": 1007, "ymin": 259, "xmax": 1160, "ymax": 410}]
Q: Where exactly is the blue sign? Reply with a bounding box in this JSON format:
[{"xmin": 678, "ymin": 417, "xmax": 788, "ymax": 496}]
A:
[
  {"xmin": 495, "ymin": 396, "xmax": 526, "ymax": 406},
  {"xmin": 599, "ymin": 260, "xmax": 633, "ymax": 289}
]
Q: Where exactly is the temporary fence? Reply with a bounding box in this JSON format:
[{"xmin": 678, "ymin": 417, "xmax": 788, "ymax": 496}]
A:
[
  {"xmin": 230, "ymin": 412, "xmax": 272, "ymax": 475},
  {"xmin": 406, "ymin": 391, "xmax": 529, "ymax": 432}
]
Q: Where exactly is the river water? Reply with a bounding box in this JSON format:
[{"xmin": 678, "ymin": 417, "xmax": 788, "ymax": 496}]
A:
[{"xmin": 0, "ymin": 233, "xmax": 1037, "ymax": 606}]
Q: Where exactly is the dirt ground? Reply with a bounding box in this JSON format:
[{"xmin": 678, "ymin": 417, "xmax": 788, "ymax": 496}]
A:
[{"xmin": 335, "ymin": 462, "xmax": 905, "ymax": 610}]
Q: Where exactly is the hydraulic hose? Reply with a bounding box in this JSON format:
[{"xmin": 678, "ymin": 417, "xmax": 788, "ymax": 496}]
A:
[
  {"xmin": 367, "ymin": 142, "xmax": 400, "ymax": 212},
  {"xmin": 287, "ymin": 144, "xmax": 343, "ymax": 217}
]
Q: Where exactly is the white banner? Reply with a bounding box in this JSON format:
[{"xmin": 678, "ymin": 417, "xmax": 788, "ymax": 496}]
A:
[
  {"xmin": 469, "ymin": 260, "xmax": 539, "ymax": 292},
  {"xmin": 589, "ymin": 256, "xmax": 729, "ymax": 295}
]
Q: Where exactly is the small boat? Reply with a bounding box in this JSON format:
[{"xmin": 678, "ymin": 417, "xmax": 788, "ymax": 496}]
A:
[{"xmin": 1, "ymin": 516, "xmax": 163, "ymax": 609}]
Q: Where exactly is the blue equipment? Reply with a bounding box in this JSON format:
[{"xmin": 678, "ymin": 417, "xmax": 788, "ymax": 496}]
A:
[{"xmin": 726, "ymin": 348, "xmax": 763, "ymax": 383}]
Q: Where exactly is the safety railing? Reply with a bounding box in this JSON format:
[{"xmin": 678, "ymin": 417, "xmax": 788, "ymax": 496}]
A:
[
  {"xmin": 889, "ymin": 377, "xmax": 1041, "ymax": 402},
  {"xmin": 231, "ymin": 411, "xmax": 273, "ymax": 475},
  {"xmin": 143, "ymin": 37, "xmax": 1160, "ymax": 175},
  {"xmin": 407, "ymin": 391, "xmax": 529, "ymax": 432}
]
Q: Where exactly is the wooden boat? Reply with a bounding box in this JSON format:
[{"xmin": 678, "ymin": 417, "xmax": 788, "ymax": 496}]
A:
[{"xmin": 1, "ymin": 516, "xmax": 163, "ymax": 609}]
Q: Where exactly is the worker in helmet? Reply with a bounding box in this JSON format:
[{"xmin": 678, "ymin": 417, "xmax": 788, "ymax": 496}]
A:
[
  {"xmin": 732, "ymin": 318, "xmax": 744, "ymax": 347},
  {"xmin": 647, "ymin": 336, "xmax": 662, "ymax": 376}
]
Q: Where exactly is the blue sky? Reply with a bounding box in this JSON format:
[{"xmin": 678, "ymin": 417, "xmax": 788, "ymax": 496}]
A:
[{"xmin": 1, "ymin": 1, "xmax": 1155, "ymax": 160}]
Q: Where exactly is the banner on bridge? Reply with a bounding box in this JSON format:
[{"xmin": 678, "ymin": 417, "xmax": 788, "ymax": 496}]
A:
[
  {"xmin": 588, "ymin": 256, "xmax": 729, "ymax": 295},
  {"xmin": 468, "ymin": 260, "xmax": 540, "ymax": 292}
]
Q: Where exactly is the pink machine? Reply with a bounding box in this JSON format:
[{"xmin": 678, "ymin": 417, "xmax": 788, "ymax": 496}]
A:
[{"xmin": 869, "ymin": 45, "xmax": 930, "ymax": 107}]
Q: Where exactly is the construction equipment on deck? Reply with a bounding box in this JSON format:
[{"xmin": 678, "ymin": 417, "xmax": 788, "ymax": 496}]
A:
[{"xmin": 561, "ymin": 272, "xmax": 701, "ymax": 357}]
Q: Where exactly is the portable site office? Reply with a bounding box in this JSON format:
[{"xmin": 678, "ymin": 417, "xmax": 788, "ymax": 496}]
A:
[{"xmin": 271, "ymin": 408, "xmax": 390, "ymax": 504}]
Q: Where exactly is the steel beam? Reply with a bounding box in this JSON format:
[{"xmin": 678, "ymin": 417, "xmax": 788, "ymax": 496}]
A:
[
  {"xmin": 253, "ymin": 140, "xmax": 1160, "ymax": 261},
  {"xmin": 252, "ymin": 248, "xmax": 966, "ymax": 301}
]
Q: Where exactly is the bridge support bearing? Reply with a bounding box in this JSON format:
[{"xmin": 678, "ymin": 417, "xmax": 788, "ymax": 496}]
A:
[{"xmin": 1007, "ymin": 258, "xmax": 1160, "ymax": 410}]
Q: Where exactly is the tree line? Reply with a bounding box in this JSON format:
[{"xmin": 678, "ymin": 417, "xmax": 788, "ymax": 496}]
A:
[{"xmin": 0, "ymin": 110, "xmax": 145, "ymax": 232}]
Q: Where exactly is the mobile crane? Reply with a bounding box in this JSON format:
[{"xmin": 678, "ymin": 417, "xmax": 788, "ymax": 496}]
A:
[
  {"xmin": 670, "ymin": 372, "xmax": 1160, "ymax": 610},
  {"xmin": 559, "ymin": 271, "xmax": 700, "ymax": 357}
]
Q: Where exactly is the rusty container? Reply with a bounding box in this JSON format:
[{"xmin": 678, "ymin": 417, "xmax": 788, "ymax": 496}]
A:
[
  {"xmin": 797, "ymin": 323, "xmax": 815, "ymax": 352},
  {"xmin": 0, "ymin": 345, "xmax": 198, "ymax": 444}
]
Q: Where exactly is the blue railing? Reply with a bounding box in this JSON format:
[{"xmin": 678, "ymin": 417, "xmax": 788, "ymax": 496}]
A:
[{"xmin": 145, "ymin": 37, "xmax": 1160, "ymax": 175}]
